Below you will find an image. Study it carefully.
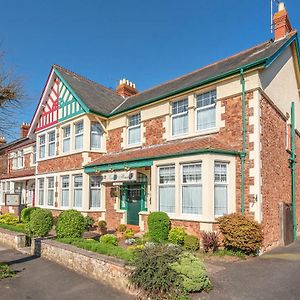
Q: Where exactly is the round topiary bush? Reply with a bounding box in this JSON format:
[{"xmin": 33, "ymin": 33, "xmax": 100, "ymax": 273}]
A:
[
  {"xmin": 100, "ymin": 234, "xmax": 118, "ymax": 246},
  {"xmin": 21, "ymin": 207, "xmax": 40, "ymax": 223},
  {"xmin": 184, "ymin": 234, "xmax": 200, "ymax": 251},
  {"xmin": 147, "ymin": 212, "xmax": 171, "ymax": 242},
  {"xmin": 56, "ymin": 210, "xmax": 86, "ymax": 238},
  {"xmin": 217, "ymin": 213, "xmax": 263, "ymax": 255},
  {"xmin": 29, "ymin": 209, "xmax": 53, "ymax": 237},
  {"xmin": 168, "ymin": 227, "xmax": 186, "ymax": 245}
]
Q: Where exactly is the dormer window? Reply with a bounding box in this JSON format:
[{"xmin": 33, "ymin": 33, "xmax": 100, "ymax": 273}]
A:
[
  {"xmin": 196, "ymin": 90, "xmax": 216, "ymax": 131},
  {"xmin": 171, "ymin": 99, "xmax": 188, "ymax": 136},
  {"xmin": 128, "ymin": 113, "xmax": 141, "ymax": 145}
]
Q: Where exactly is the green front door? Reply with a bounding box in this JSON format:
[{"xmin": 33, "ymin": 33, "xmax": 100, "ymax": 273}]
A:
[{"xmin": 127, "ymin": 184, "xmax": 142, "ymax": 225}]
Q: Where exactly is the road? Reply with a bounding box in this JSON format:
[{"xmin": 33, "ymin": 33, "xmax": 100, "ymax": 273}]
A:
[{"xmin": 0, "ymin": 244, "xmax": 134, "ymax": 300}]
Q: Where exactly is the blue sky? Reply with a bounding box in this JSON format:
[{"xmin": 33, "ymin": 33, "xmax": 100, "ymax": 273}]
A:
[{"xmin": 1, "ymin": 0, "xmax": 299, "ymax": 140}]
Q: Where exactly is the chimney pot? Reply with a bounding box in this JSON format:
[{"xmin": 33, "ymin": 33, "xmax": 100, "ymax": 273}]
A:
[
  {"xmin": 116, "ymin": 78, "xmax": 138, "ymax": 98},
  {"xmin": 20, "ymin": 123, "xmax": 30, "ymax": 138},
  {"xmin": 273, "ymin": 2, "xmax": 292, "ymax": 40}
]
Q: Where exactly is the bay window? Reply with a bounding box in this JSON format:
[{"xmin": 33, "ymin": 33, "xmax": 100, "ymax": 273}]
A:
[
  {"xmin": 196, "ymin": 90, "xmax": 216, "ymax": 131},
  {"xmin": 90, "ymin": 176, "xmax": 101, "ymax": 208},
  {"xmin": 73, "ymin": 175, "xmax": 83, "ymax": 208},
  {"xmin": 214, "ymin": 162, "xmax": 228, "ymax": 216},
  {"xmin": 48, "ymin": 131, "xmax": 56, "ymax": 157},
  {"xmin": 90, "ymin": 122, "xmax": 102, "ymax": 150},
  {"xmin": 47, "ymin": 177, "xmax": 54, "ymax": 206},
  {"xmin": 61, "ymin": 176, "xmax": 69, "ymax": 207},
  {"xmin": 62, "ymin": 125, "xmax": 71, "ymax": 153},
  {"xmin": 181, "ymin": 163, "xmax": 202, "ymax": 215},
  {"xmin": 158, "ymin": 166, "xmax": 175, "ymax": 213},
  {"xmin": 39, "ymin": 135, "xmax": 46, "ymax": 159},
  {"xmin": 128, "ymin": 113, "xmax": 141, "ymax": 145},
  {"xmin": 75, "ymin": 121, "xmax": 84, "ymax": 150},
  {"xmin": 171, "ymin": 99, "xmax": 188, "ymax": 136},
  {"xmin": 38, "ymin": 178, "xmax": 44, "ymax": 206}
]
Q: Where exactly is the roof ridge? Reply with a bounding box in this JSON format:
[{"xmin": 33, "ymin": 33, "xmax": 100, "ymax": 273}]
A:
[
  {"xmin": 53, "ymin": 64, "xmax": 122, "ymax": 98},
  {"xmin": 126, "ymin": 39, "xmax": 276, "ymax": 100}
]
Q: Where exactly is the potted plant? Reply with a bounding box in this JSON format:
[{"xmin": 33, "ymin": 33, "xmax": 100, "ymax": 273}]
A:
[{"xmin": 98, "ymin": 220, "xmax": 107, "ymax": 235}]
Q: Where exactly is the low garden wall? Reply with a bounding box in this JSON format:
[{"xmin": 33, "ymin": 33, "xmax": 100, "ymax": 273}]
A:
[
  {"xmin": 34, "ymin": 239, "xmax": 135, "ymax": 295},
  {"xmin": 0, "ymin": 228, "xmax": 26, "ymax": 249}
]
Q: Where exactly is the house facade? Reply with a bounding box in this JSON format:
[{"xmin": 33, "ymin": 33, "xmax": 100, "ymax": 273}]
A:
[{"xmin": 1, "ymin": 3, "xmax": 300, "ymax": 249}]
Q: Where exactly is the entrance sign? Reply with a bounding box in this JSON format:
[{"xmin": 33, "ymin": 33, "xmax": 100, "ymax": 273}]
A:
[
  {"xmin": 101, "ymin": 170, "xmax": 137, "ymax": 183},
  {"xmin": 5, "ymin": 194, "xmax": 21, "ymax": 206}
]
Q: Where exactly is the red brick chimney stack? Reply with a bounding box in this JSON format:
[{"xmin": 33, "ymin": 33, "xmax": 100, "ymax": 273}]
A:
[
  {"xmin": 273, "ymin": 2, "xmax": 292, "ymax": 41},
  {"xmin": 0, "ymin": 136, "xmax": 6, "ymax": 146},
  {"xmin": 20, "ymin": 123, "xmax": 30, "ymax": 138},
  {"xmin": 116, "ymin": 79, "xmax": 138, "ymax": 98}
]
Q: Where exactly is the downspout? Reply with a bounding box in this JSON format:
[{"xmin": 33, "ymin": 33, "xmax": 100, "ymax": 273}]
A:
[
  {"xmin": 240, "ymin": 69, "xmax": 246, "ymax": 215},
  {"xmin": 290, "ymin": 101, "xmax": 297, "ymax": 241}
]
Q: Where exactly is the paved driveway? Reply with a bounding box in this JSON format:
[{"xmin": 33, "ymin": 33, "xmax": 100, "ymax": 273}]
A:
[
  {"xmin": 199, "ymin": 240, "xmax": 300, "ymax": 300},
  {"xmin": 0, "ymin": 244, "xmax": 134, "ymax": 300}
]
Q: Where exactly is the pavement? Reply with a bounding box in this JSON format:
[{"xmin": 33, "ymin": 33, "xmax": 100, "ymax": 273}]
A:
[
  {"xmin": 199, "ymin": 239, "xmax": 300, "ymax": 300},
  {"xmin": 0, "ymin": 244, "xmax": 134, "ymax": 300}
]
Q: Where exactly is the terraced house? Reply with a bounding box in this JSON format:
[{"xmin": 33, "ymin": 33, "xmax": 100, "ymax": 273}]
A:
[{"xmin": 1, "ymin": 3, "xmax": 300, "ymax": 249}]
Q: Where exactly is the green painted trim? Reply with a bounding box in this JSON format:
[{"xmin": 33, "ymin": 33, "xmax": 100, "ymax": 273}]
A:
[
  {"xmin": 59, "ymin": 110, "xmax": 84, "ymax": 122},
  {"xmin": 54, "ymin": 68, "xmax": 90, "ymax": 113},
  {"xmin": 84, "ymin": 148, "xmax": 240, "ymax": 173}
]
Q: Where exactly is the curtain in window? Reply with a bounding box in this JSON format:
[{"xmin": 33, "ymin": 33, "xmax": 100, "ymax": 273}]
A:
[
  {"xmin": 197, "ymin": 106, "xmax": 216, "ymax": 130},
  {"xmin": 128, "ymin": 126, "xmax": 141, "ymax": 145},
  {"xmin": 182, "ymin": 185, "xmax": 202, "ymax": 214},
  {"xmin": 214, "ymin": 185, "xmax": 227, "ymax": 215},
  {"xmin": 90, "ymin": 189, "xmax": 101, "ymax": 208},
  {"xmin": 75, "ymin": 135, "xmax": 83, "ymax": 150},
  {"xmin": 63, "ymin": 138, "xmax": 70, "ymax": 153},
  {"xmin": 74, "ymin": 189, "xmax": 82, "ymax": 208},
  {"xmin": 159, "ymin": 186, "xmax": 175, "ymax": 213},
  {"xmin": 61, "ymin": 190, "xmax": 69, "ymax": 206},
  {"xmin": 172, "ymin": 113, "xmax": 188, "ymax": 136},
  {"xmin": 48, "ymin": 190, "xmax": 54, "ymax": 206},
  {"xmin": 91, "ymin": 123, "xmax": 102, "ymax": 149}
]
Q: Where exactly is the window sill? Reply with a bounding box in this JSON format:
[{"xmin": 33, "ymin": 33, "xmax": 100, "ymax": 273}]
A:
[
  {"xmin": 167, "ymin": 127, "xmax": 219, "ymax": 142},
  {"xmin": 123, "ymin": 143, "xmax": 142, "ymax": 150}
]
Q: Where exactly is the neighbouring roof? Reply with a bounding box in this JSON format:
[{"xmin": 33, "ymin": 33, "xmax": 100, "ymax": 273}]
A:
[
  {"xmin": 0, "ymin": 137, "xmax": 34, "ymax": 152},
  {"xmin": 0, "ymin": 168, "xmax": 35, "ymax": 180},
  {"xmin": 86, "ymin": 135, "xmax": 239, "ymax": 169}
]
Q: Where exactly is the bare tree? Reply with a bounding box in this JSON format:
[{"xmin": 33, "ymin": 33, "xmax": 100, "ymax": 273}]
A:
[{"xmin": 0, "ymin": 52, "xmax": 24, "ymax": 139}]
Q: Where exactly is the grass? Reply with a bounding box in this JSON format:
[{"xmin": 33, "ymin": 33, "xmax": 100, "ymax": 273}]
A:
[
  {"xmin": 197, "ymin": 248, "xmax": 247, "ymax": 260},
  {"xmin": 0, "ymin": 223, "xmax": 27, "ymax": 234},
  {"xmin": 57, "ymin": 238, "xmax": 134, "ymax": 262},
  {"xmin": 0, "ymin": 263, "xmax": 15, "ymax": 280}
]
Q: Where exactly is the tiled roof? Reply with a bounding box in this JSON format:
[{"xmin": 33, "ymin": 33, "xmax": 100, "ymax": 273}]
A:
[
  {"xmin": 0, "ymin": 168, "xmax": 35, "ymax": 180},
  {"xmin": 88, "ymin": 135, "xmax": 239, "ymax": 167}
]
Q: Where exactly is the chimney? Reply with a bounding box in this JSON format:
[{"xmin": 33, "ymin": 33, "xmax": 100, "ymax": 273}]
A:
[
  {"xmin": 20, "ymin": 123, "xmax": 30, "ymax": 138},
  {"xmin": 116, "ymin": 79, "xmax": 138, "ymax": 98},
  {"xmin": 273, "ymin": 2, "xmax": 292, "ymax": 40},
  {"xmin": 0, "ymin": 136, "xmax": 6, "ymax": 146}
]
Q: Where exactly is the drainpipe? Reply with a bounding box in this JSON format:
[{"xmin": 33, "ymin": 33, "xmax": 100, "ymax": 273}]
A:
[
  {"xmin": 240, "ymin": 69, "xmax": 246, "ymax": 215},
  {"xmin": 290, "ymin": 101, "xmax": 297, "ymax": 241}
]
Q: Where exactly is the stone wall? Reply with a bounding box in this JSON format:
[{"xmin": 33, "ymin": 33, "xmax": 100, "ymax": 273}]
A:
[{"xmin": 0, "ymin": 228, "xmax": 26, "ymax": 249}]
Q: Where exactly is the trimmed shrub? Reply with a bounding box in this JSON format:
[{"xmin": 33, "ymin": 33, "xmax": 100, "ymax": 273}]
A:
[
  {"xmin": 184, "ymin": 234, "xmax": 199, "ymax": 251},
  {"xmin": 20, "ymin": 207, "xmax": 40, "ymax": 223},
  {"xmin": 56, "ymin": 210, "xmax": 85, "ymax": 238},
  {"xmin": 84, "ymin": 216, "xmax": 94, "ymax": 231},
  {"xmin": 218, "ymin": 213, "xmax": 263, "ymax": 255},
  {"xmin": 170, "ymin": 253, "xmax": 212, "ymax": 292},
  {"xmin": 29, "ymin": 209, "xmax": 53, "ymax": 237},
  {"xmin": 124, "ymin": 228, "xmax": 134, "ymax": 239},
  {"xmin": 168, "ymin": 227, "xmax": 186, "ymax": 245},
  {"xmin": 118, "ymin": 224, "xmax": 127, "ymax": 233},
  {"xmin": 129, "ymin": 244, "xmax": 185, "ymax": 299},
  {"xmin": 98, "ymin": 220, "xmax": 107, "ymax": 229},
  {"xmin": 0, "ymin": 213, "xmax": 18, "ymax": 225},
  {"xmin": 100, "ymin": 234, "xmax": 118, "ymax": 246},
  {"xmin": 201, "ymin": 231, "xmax": 219, "ymax": 253},
  {"xmin": 147, "ymin": 212, "xmax": 171, "ymax": 243}
]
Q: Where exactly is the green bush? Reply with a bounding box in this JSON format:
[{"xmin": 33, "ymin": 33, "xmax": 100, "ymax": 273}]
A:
[
  {"xmin": 98, "ymin": 220, "xmax": 107, "ymax": 229},
  {"xmin": 0, "ymin": 223, "xmax": 27, "ymax": 233},
  {"xmin": 184, "ymin": 234, "xmax": 199, "ymax": 251},
  {"xmin": 0, "ymin": 213, "xmax": 18, "ymax": 225},
  {"xmin": 29, "ymin": 209, "xmax": 53, "ymax": 237},
  {"xmin": 20, "ymin": 207, "xmax": 39, "ymax": 223},
  {"xmin": 57, "ymin": 238, "xmax": 133, "ymax": 262},
  {"xmin": 218, "ymin": 213, "xmax": 263, "ymax": 255},
  {"xmin": 84, "ymin": 216, "xmax": 94, "ymax": 231},
  {"xmin": 147, "ymin": 212, "xmax": 171, "ymax": 242},
  {"xmin": 129, "ymin": 244, "xmax": 185, "ymax": 299},
  {"xmin": 168, "ymin": 227, "xmax": 186, "ymax": 246},
  {"xmin": 124, "ymin": 228, "xmax": 134, "ymax": 239},
  {"xmin": 170, "ymin": 253, "xmax": 212, "ymax": 292},
  {"xmin": 100, "ymin": 234, "xmax": 118, "ymax": 246},
  {"xmin": 118, "ymin": 224, "xmax": 127, "ymax": 232},
  {"xmin": 0, "ymin": 263, "xmax": 15, "ymax": 279},
  {"xmin": 56, "ymin": 210, "xmax": 85, "ymax": 238}
]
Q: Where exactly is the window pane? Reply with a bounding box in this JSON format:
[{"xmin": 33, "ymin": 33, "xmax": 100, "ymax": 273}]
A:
[
  {"xmin": 75, "ymin": 135, "xmax": 83, "ymax": 150},
  {"xmin": 62, "ymin": 176, "xmax": 69, "ymax": 188},
  {"xmin": 159, "ymin": 167, "xmax": 175, "ymax": 184},
  {"xmin": 75, "ymin": 121, "xmax": 84, "ymax": 134},
  {"xmin": 159, "ymin": 186, "xmax": 175, "ymax": 213},
  {"xmin": 129, "ymin": 113, "xmax": 141, "ymax": 127},
  {"xmin": 90, "ymin": 189, "xmax": 101, "ymax": 208},
  {"xmin": 74, "ymin": 175, "xmax": 83, "ymax": 187},
  {"xmin": 128, "ymin": 126, "xmax": 141, "ymax": 145},
  {"xmin": 91, "ymin": 123, "xmax": 102, "ymax": 149},
  {"xmin": 61, "ymin": 190, "xmax": 69, "ymax": 207},
  {"xmin": 48, "ymin": 190, "xmax": 54, "ymax": 206},
  {"xmin": 74, "ymin": 189, "xmax": 82, "ymax": 208},
  {"xmin": 214, "ymin": 163, "xmax": 227, "ymax": 183},
  {"xmin": 38, "ymin": 179, "xmax": 44, "ymax": 205},
  {"xmin": 63, "ymin": 126, "xmax": 71, "ymax": 138},
  {"xmin": 48, "ymin": 131, "xmax": 55, "ymax": 142},
  {"xmin": 197, "ymin": 106, "xmax": 216, "ymax": 130},
  {"xmin": 49, "ymin": 142, "xmax": 55, "ymax": 156},
  {"xmin": 172, "ymin": 113, "xmax": 188, "ymax": 136},
  {"xmin": 48, "ymin": 177, "xmax": 54, "ymax": 188},
  {"xmin": 214, "ymin": 185, "xmax": 228, "ymax": 215},
  {"xmin": 63, "ymin": 138, "xmax": 70, "ymax": 153},
  {"xmin": 172, "ymin": 99, "xmax": 188, "ymax": 115},
  {"xmin": 182, "ymin": 164, "xmax": 201, "ymax": 183},
  {"xmin": 196, "ymin": 90, "xmax": 216, "ymax": 108},
  {"xmin": 182, "ymin": 185, "xmax": 202, "ymax": 214}
]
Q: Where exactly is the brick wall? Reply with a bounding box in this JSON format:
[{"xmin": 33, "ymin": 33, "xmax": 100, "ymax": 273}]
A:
[
  {"xmin": 143, "ymin": 116, "xmax": 166, "ymax": 147},
  {"xmin": 107, "ymin": 128, "xmax": 123, "ymax": 153}
]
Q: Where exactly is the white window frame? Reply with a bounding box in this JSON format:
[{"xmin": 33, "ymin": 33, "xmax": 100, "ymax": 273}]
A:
[
  {"xmin": 127, "ymin": 113, "xmax": 141, "ymax": 146},
  {"xmin": 171, "ymin": 99, "xmax": 189, "ymax": 137},
  {"xmin": 38, "ymin": 178, "xmax": 45, "ymax": 206},
  {"xmin": 48, "ymin": 130, "xmax": 56, "ymax": 157},
  {"xmin": 214, "ymin": 162, "xmax": 229, "ymax": 217},
  {"xmin": 180, "ymin": 163, "xmax": 202, "ymax": 216},
  {"xmin": 158, "ymin": 165, "xmax": 176, "ymax": 214},
  {"xmin": 47, "ymin": 177, "xmax": 55, "ymax": 207},
  {"xmin": 90, "ymin": 122, "xmax": 103, "ymax": 150},
  {"xmin": 74, "ymin": 121, "xmax": 84, "ymax": 151},
  {"xmin": 90, "ymin": 175, "xmax": 102, "ymax": 209},
  {"xmin": 32, "ymin": 145, "xmax": 37, "ymax": 165},
  {"xmin": 16, "ymin": 150, "xmax": 24, "ymax": 169},
  {"xmin": 73, "ymin": 174, "xmax": 83, "ymax": 208},
  {"xmin": 62, "ymin": 125, "xmax": 71, "ymax": 153},
  {"xmin": 39, "ymin": 134, "xmax": 46, "ymax": 159},
  {"xmin": 195, "ymin": 90, "xmax": 217, "ymax": 132},
  {"xmin": 61, "ymin": 176, "xmax": 70, "ymax": 207}
]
